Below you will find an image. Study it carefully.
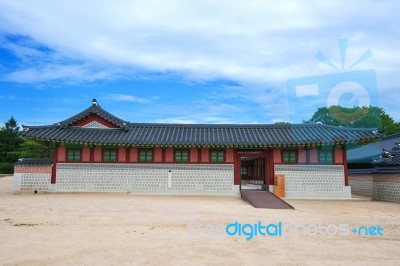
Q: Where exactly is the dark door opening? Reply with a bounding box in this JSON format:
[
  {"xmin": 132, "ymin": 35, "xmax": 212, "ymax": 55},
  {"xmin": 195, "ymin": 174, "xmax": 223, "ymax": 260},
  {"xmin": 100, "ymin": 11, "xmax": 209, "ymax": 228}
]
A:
[{"xmin": 240, "ymin": 156, "xmax": 267, "ymax": 191}]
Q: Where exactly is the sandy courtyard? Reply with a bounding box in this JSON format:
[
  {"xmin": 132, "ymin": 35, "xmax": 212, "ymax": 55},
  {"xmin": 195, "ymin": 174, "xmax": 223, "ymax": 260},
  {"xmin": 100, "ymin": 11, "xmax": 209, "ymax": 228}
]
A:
[{"xmin": 0, "ymin": 176, "xmax": 399, "ymax": 266}]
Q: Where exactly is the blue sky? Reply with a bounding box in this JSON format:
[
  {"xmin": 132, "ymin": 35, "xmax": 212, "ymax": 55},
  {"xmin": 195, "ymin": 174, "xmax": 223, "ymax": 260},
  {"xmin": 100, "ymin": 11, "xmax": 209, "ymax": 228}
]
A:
[{"xmin": 0, "ymin": 1, "xmax": 399, "ymax": 127}]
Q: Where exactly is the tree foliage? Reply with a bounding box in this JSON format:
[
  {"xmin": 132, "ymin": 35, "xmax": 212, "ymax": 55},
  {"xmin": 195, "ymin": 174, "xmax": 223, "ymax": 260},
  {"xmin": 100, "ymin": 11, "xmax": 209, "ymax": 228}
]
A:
[
  {"xmin": 305, "ymin": 106, "xmax": 400, "ymax": 136},
  {"xmin": 0, "ymin": 117, "xmax": 52, "ymax": 173},
  {"xmin": 0, "ymin": 117, "xmax": 22, "ymax": 163},
  {"xmin": 19, "ymin": 137, "xmax": 53, "ymax": 158}
]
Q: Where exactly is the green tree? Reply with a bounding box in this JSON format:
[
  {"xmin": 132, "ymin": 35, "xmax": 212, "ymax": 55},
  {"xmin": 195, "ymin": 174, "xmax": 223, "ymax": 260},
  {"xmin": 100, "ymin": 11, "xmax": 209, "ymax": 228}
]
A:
[
  {"xmin": 19, "ymin": 137, "xmax": 53, "ymax": 159},
  {"xmin": 305, "ymin": 106, "xmax": 400, "ymax": 136},
  {"xmin": 0, "ymin": 117, "xmax": 22, "ymax": 173}
]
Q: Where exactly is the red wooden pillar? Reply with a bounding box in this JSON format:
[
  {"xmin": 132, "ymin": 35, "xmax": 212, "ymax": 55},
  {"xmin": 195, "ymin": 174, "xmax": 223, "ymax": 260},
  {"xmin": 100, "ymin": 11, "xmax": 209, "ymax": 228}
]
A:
[
  {"xmin": 342, "ymin": 148, "xmax": 349, "ymax": 186},
  {"xmin": 233, "ymin": 150, "xmax": 240, "ymax": 185},
  {"xmin": 51, "ymin": 146, "xmax": 58, "ymax": 184},
  {"xmin": 267, "ymin": 150, "xmax": 274, "ymax": 186}
]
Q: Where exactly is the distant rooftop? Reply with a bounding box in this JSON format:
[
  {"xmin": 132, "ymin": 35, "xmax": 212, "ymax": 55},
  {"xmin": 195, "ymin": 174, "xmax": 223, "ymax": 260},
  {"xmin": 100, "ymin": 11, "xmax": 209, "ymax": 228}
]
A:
[{"xmin": 347, "ymin": 133, "xmax": 400, "ymax": 163}]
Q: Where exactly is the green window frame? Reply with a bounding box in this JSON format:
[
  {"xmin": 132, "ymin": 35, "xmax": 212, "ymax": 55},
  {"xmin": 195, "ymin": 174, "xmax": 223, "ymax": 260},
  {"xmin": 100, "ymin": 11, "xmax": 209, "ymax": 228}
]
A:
[
  {"xmin": 67, "ymin": 149, "xmax": 81, "ymax": 162},
  {"xmin": 139, "ymin": 149, "xmax": 153, "ymax": 162},
  {"xmin": 210, "ymin": 150, "xmax": 225, "ymax": 162},
  {"xmin": 175, "ymin": 150, "xmax": 189, "ymax": 162},
  {"xmin": 282, "ymin": 150, "xmax": 297, "ymax": 163},
  {"xmin": 241, "ymin": 166, "xmax": 248, "ymax": 176},
  {"xmin": 103, "ymin": 149, "xmax": 117, "ymax": 162},
  {"xmin": 319, "ymin": 150, "xmax": 333, "ymax": 164}
]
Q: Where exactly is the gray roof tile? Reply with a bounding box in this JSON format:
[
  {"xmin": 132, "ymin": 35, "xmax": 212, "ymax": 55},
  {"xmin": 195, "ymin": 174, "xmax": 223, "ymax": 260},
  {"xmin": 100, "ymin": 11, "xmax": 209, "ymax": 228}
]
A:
[{"xmin": 22, "ymin": 100, "xmax": 379, "ymax": 147}]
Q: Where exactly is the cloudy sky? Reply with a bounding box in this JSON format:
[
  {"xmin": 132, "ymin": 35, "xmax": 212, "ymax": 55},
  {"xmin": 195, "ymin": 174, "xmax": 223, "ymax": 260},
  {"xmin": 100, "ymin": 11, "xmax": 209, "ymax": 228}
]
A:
[{"xmin": 0, "ymin": 0, "xmax": 399, "ymax": 126}]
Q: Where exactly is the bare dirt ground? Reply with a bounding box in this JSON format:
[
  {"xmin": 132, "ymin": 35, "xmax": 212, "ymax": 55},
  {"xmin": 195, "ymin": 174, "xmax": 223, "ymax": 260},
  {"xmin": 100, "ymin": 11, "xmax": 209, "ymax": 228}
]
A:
[{"xmin": 1, "ymin": 176, "xmax": 399, "ymax": 266}]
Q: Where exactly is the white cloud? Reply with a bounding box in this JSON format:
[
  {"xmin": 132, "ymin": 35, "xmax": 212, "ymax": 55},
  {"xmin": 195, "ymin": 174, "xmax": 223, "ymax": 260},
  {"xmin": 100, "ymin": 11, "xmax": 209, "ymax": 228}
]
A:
[
  {"xmin": 0, "ymin": 0, "xmax": 399, "ymax": 122},
  {"xmin": 1, "ymin": 0, "xmax": 398, "ymax": 85},
  {"xmin": 101, "ymin": 94, "xmax": 151, "ymax": 104}
]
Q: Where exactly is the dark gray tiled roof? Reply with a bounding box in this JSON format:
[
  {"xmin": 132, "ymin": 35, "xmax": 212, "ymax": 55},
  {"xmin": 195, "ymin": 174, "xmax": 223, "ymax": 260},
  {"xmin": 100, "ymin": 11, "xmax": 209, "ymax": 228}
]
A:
[
  {"xmin": 57, "ymin": 99, "xmax": 128, "ymax": 128},
  {"xmin": 22, "ymin": 123, "xmax": 378, "ymax": 147},
  {"xmin": 373, "ymin": 143, "xmax": 400, "ymax": 167},
  {"xmin": 22, "ymin": 100, "xmax": 379, "ymax": 147},
  {"xmin": 14, "ymin": 158, "xmax": 52, "ymax": 166},
  {"xmin": 347, "ymin": 133, "xmax": 400, "ymax": 163},
  {"xmin": 374, "ymin": 166, "xmax": 400, "ymax": 174}
]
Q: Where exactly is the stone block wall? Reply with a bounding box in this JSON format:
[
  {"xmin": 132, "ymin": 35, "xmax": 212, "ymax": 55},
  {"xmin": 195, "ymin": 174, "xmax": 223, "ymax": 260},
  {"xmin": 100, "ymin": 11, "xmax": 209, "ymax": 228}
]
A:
[
  {"xmin": 372, "ymin": 174, "xmax": 400, "ymax": 203},
  {"xmin": 348, "ymin": 174, "xmax": 372, "ymax": 196},
  {"xmin": 13, "ymin": 164, "xmax": 52, "ymax": 192},
  {"xmin": 274, "ymin": 164, "xmax": 350, "ymax": 198},
  {"xmin": 54, "ymin": 163, "xmax": 238, "ymax": 194}
]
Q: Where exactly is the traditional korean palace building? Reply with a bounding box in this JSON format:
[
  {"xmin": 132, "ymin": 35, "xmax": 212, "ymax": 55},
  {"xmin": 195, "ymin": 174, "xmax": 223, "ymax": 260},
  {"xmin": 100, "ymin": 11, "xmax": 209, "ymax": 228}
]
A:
[{"xmin": 14, "ymin": 99, "xmax": 379, "ymax": 198}]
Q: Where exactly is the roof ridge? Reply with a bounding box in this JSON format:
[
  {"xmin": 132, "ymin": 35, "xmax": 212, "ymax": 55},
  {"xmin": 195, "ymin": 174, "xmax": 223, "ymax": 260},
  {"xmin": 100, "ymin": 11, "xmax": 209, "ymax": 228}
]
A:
[{"xmin": 57, "ymin": 99, "xmax": 128, "ymax": 128}]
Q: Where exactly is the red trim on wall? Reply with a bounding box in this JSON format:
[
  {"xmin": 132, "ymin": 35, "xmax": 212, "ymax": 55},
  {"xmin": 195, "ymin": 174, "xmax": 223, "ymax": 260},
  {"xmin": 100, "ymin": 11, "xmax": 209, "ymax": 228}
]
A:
[
  {"xmin": 51, "ymin": 147, "xmax": 58, "ymax": 184},
  {"xmin": 273, "ymin": 149, "xmax": 281, "ymax": 163},
  {"xmin": 74, "ymin": 115, "xmax": 119, "ymax": 128},
  {"xmin": 90, "ymin": 148, "xmax": 94, "ymax": 163},
  {"xmin": 190, "ymin": 148, "xmax": 198, "ymax": 163},
  {"xmin": 130, "ymin": 148, "xmax": 138, "ymax": 162},
  {"xmin": 309, "ymin": 149, "xmax": 318, "ymax": 164},
  {"xmin": 298, "ymin": 148, "xmax": 307, "ymax": 164},
  {"xmin": 94, "ymin": 147, "xmax": 102, "ymax": 162},
  {"xmin": 82, "ymin": 148, "xmax": 91, "ymax": 162},
  {"xmin": 165, "ymin": 148, "xmax": 174, "ymax": 163},
  {"xmin": 53, "ymin": 147, "xmax": 240, "ymax": 167},
  {"xmin": 58, "ymin": 146, "xmax": 66, "ymax": 162},
  {"xmin": 154, "ymin": 148, "xmax": 163, "ymax": 162},
  {"xmin": 118, "ymin": 148, "xmax": 126, "ymax": 162},
  {"xmin": 225, "ymin": 148, "xmax": 234, "ymax": 163},
  {"xmin": 201, "ymin": 148, "xmax": 210, "ymax": 162},
  {"xmin": 126, "ymin": 148, "xmax": 130, "ymax": 162},
  {"xmin": 334, "ymin": 147, "xmax": 343, "ymax": 164},
  {"xmin": 197, "ymin": 149, "xmax": 201, "ymax": 163}
]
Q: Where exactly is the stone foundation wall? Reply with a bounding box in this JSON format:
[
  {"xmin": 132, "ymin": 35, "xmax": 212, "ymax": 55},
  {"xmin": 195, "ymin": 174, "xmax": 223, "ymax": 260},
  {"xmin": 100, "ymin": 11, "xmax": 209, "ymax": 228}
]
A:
[
  {"xmin": 348, "ymin": 174, "xmax": 373, "ymax": 196},
  {"xmin": 372, "ymin": 174, "xmax": 400, "ymax": 203},
  {"xmin": 53, "ymin": 163, "xmax": 238, "ymax": 194},
  {"xmin": 13, "ymin": 165, "xmax": 52, "ymax": 192},
  {"xmin": 274, "ymin": 164, "xmax": 350, "ymax": 198}
]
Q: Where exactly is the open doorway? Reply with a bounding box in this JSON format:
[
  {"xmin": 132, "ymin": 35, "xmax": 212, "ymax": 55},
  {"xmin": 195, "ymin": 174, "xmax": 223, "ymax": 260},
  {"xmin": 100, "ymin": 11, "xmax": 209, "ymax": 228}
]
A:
[{"xmin": 239, "ymin": 153, "xmax": 268, "ymax": 191}]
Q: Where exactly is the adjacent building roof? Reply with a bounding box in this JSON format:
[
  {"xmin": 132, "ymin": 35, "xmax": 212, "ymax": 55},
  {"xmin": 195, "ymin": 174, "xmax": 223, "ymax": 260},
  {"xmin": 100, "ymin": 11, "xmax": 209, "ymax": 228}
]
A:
[
  {"xmin": 373, "ymin": 143, "xmax": 400, "ymax": 174},
  {"xmin": 22, "ymin": 100, "xmax": 379, "ymax": 148},
  {"xmin": 347, "ymin": 133, "xmax": 400, "ymax": 163},
  {"xmin": 14, "ymin": 158, "xmax": 53, "ymax": 166},
  {"xmin": 373, "ymin": 142, "xmax": 400, "ymax": 167}
]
